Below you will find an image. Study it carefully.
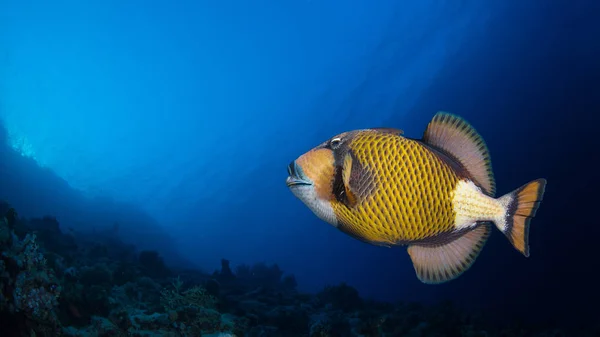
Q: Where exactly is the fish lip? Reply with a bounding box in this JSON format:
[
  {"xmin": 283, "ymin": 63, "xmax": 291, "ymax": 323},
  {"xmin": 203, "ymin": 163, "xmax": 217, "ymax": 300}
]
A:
[
  {"xmin": 286, "ymin": 176, "xmax": 312, "ymax": 187},
  {"xmin": 286, "ymin": 160, "xmax": 312, "ymax": 187}
]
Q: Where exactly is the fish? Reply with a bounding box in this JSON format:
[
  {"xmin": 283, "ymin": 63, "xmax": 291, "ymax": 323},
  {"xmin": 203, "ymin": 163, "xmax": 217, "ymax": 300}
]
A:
[{"xmin": 285, "ymin": 112, "xmax": 547, "ymax": 284}]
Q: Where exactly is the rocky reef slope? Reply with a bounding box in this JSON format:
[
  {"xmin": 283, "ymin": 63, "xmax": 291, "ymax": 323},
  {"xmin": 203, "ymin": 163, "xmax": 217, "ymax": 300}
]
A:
[{"xmin": 0, "ymin": 202, "xmax": 594, "ymax": 337}]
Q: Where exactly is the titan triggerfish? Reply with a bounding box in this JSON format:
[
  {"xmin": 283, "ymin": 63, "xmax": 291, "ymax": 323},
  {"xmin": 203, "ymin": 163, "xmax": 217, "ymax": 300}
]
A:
[{"xmin": 286, "ymin": 112, "xmax": 547, "ymax": 284}]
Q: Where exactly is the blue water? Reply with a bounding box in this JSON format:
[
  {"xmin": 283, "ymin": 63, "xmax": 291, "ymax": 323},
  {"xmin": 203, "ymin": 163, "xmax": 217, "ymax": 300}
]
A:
[{"xmin": 1, "ymin": 0, "xmax": 599, "ymax": 329}]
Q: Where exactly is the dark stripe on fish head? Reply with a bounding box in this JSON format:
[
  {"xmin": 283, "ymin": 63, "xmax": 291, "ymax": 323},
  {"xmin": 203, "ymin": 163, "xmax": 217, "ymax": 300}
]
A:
[
  {"xmin": 330, "ymin": 131, "xmax": 377, "ymax": 209},
  {"xmin": 286, "ymin": 131, "xmax": 361, "ymax": 227}
]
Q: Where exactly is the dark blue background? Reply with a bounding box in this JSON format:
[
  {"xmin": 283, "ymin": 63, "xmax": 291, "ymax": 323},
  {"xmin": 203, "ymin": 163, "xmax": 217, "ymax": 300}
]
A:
[{"xmin": 1, "ymin": 0, "xmax": 598, "ymax": 329}]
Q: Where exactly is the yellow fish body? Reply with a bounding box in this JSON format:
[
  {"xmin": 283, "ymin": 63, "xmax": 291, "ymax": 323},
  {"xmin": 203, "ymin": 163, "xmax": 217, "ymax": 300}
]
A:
[{"xmin": 286, "ymin": 112, "xmax": 547, "ymax": 284}]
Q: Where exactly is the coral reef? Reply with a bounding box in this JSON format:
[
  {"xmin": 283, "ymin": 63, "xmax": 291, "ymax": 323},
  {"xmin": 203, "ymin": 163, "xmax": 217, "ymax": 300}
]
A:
[{"xmin": 0, "ymin": 202, "xmax": 597, "ymax": 336}]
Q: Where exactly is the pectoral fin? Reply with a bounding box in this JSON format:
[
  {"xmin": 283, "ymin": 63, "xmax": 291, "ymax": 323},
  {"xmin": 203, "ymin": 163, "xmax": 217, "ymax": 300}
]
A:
[
  {"xmin": 342, "ymin": 153, "xmax": 358, "ymax": 207},
  {"xmin": 333, "ymin": 151, "xmax": 375, "ymax": 208}
]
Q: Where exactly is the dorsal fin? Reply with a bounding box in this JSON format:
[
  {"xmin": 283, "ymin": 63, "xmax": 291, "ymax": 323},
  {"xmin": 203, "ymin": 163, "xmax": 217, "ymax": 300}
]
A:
[
  {"xmin": 422, "ymin": 112, "xmax": 496, "ymax": 196},
  {"xmin": 369, "ymin": 127, "xmax": 404, "ymax": 136}
]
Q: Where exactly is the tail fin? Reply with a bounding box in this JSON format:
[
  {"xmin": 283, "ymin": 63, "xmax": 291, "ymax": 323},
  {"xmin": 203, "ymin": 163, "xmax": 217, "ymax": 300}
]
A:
[{"xmin": 499, "ymin": 178, "xmax": 547, "ymax": 257}]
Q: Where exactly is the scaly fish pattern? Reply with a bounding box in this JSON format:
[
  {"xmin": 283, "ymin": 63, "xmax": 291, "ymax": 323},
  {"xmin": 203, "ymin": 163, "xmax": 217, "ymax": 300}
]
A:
[{"xmin": 286, "ymin": 112, "xmax": 547, "ymax": 284}]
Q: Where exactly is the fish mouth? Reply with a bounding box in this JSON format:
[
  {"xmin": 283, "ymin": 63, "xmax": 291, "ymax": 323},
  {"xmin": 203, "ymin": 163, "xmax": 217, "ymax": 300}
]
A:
[
  {"xmin": 286, "ymin": 161, "xmax": 312, "ymax": 187},
  {"xmin": 286, "ymin": 177, "xmax": 312, "ymax": 187}
]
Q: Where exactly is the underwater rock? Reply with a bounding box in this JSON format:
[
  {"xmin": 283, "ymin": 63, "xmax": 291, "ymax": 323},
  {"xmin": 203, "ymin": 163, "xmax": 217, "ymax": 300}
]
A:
[
  {"xmin": 112, "ymin": 261, "xmax": 138, "ymax": 285},
  {"xmin": 246, "ymin": 325, "xmax": 279, "ymax": 337},
  {"xmin": 130, "ymin": 310, "xmax": 171, "ymax": 330},
  {"xmin": 138, "ymin": 250, "xmax": 171, "ymax": 279},
  {"xmin": 5, "ymin": 208, "xmax": 18, "ymax": 228},
  {"xmin": 27, "ymin": 216, "xmax": 78, "ymax": 255},
  {"xmin": 309, "ymin": 311, "xmax": 351, "ymax": 337},
  {"xmin": 1, "ymin": 230, "xmax": 61, "ymax": 327},
  {"xmin": 0, "ymin": 216, "xmax": 12, "ymax": 245},
  {"xmin": 317, "ymin": 282, "xmax": 363, "ymax": 313},
  {"xmin": 281, "ymin": 274, "xmax": 297, "ymax": 291},
  {"xmin": 79, "ymin": 264, "xmax": 112, "ymax": 287},
  {"xmin": 204, "ymin": 278, "xmax": 221, "ymax": 298},
  {"xmin": 237, "ymin": 299, "xmax": 269, "ymax": 316},
  {"xmin": 264, "ymin": 305, "xmax": 309, "ymax": 333},
  {"xmin": 216, "ymin": 258, "xmax": 235, "ymax": 282},
  {"xmin": 63, "ymin": 315, "xmax": 120, "ymax": 336}
]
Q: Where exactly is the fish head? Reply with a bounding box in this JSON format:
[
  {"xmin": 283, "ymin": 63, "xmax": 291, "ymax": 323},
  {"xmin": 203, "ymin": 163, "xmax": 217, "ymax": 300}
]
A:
[{"xmin": 286, "ymin": 131, "xmax": 357, "ymax": 227}]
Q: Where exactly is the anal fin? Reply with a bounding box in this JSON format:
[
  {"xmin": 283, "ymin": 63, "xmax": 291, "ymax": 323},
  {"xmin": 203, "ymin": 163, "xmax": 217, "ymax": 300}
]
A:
[{"xmin": 407, "ymin": 224, "xmax": 491, "ymax": 284}]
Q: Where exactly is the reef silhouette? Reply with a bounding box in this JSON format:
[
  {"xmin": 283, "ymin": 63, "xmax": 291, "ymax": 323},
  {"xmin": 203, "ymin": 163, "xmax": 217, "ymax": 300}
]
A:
[{"xmin": 0, "ymin": 203, "xmax": 596, "ymax": 336}]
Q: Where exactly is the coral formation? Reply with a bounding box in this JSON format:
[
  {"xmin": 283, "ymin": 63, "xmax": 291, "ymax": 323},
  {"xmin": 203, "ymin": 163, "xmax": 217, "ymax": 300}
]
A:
[
  {"xmin": 0, "ymin": 213, "xmax": 62, "ymax": 336},
  {"xmin": 0, "ymin": 202, "xmax": 597, "ymax": 336}
]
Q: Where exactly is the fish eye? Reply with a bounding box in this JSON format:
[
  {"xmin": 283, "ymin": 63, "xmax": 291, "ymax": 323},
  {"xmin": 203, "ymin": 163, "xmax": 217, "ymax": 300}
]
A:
[{"xmin": 330, "ymin": 137, "xmax": 342, "ymax": 149}]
